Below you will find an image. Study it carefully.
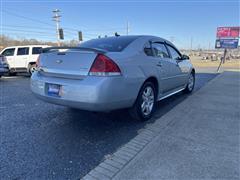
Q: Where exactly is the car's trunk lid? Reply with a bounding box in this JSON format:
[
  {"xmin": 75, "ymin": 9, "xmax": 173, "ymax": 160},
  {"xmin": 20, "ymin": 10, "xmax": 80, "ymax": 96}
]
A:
[{"xmin": 39, "ymin": 48, "xmax": 102, "ymax": 79}]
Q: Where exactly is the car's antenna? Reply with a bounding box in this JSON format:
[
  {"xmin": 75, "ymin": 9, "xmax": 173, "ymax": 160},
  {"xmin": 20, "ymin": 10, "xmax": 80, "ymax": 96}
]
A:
[{"xmin": 115, "ymin": 32, "xmax": 120, "ymax": 37}]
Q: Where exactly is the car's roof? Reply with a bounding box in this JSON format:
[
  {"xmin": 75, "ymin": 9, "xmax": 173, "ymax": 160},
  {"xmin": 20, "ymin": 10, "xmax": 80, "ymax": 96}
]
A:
[
  {"xmin": 135, "ymin": 35, "xmax": 175, "ymax": 45},
  {"xmin": 79, "ymin": 35, "xmax": 177, "ymax": 53},
  {"xmin": 86, "ymin": 35, "xmax": 174, "ymax": 46},
  {"xmin": 106, "ymin": 35, "xmax": 176, "ymax": 49},
  {"xmin": 84, "ymin": 35, "xmax": 164, "ymax": 41}
]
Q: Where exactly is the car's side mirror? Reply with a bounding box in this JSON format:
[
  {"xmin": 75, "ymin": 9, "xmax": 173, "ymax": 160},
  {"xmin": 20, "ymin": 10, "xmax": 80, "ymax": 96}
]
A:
[{"xmin": 181, "ymin": 54, "xmax": 189, "ymax": 60}]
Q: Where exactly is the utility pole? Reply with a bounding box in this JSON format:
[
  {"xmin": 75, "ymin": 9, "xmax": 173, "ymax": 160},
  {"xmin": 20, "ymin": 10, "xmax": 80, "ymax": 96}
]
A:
[
  {"xmin": 190, "ymin": 37, "xmax": 193, "ymax": 55},
  {"xmin": 52, "ymin": 9, "xmax": 61, "ymax": 46},
  {"xmin": 190, "ymin": 37, "xmax": 193, "ymax": 50},
  {"xmin": 170, "ymin": 36, "xmax": 175, "ymax": 43},
  {"xmin": 126, "ymin": 21, "xmax": 130, "ymax": 35}
]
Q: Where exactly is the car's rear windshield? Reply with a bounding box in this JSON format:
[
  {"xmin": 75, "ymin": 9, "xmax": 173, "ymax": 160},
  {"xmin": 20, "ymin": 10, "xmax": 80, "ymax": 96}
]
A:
[{"xmin": 79, "ymin": 36, "xmax": 139, "ymax": 52}]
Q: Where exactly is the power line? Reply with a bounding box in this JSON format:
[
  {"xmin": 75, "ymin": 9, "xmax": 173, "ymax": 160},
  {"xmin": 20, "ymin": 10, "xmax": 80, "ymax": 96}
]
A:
[
  {"xmin": 2, "ymin": 28, "xmax": 56, "ymax": 35},
  {"xmin": 2, "ymin": 9, "xmax": 128, "ymax": 42},
  {"xmin": 2, "ymin": 9, "xmax": 53, "ymax": 27},
  {"xmin": 2, "ymin": 26, "xmax": 100, "ymax": 41},
  {"xmin": 1, "ymin": 29, "xmax": 74, "ymax": 38},
  {"xmin": 3, "ymin": 24, "xmax": 55, "ymax": 30},
  {"xmin": 2, "ymin": 33, "xmax": 57, "ymax": 39},
  {"xmin": 2, "ymin": 25, "xmax": 99, "ymax": 37},
  {"xmin": 3, "ymin": 9, "xmax": 126, "ymax": 32}
]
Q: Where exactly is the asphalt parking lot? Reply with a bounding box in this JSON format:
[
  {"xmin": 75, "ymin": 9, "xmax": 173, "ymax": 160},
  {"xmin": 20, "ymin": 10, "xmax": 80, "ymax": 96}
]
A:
[{"xmin": 0, "ymin": 72, "xmax": 217, "ymax": 179}]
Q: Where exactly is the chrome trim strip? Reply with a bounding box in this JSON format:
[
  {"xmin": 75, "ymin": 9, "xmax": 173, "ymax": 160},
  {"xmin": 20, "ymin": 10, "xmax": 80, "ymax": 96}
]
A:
[
  {"xmin": 38, "ymin": 67, "xmax": 88, "ymax": 78},
  {"xmin": 39, "ymin": 67, "xmax": 88, "ymax": 75},
  {"xmin": 158, "ymin": 88, "xmax": 185, "ymax": 101}
]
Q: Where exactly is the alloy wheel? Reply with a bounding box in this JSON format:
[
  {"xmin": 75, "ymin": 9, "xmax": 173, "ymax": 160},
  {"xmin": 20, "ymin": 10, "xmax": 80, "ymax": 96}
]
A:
[
  {"xmin": 188, "ymin": 73, "xmax": 194, "ymax": 91},
  {"xmin": 141, "ymin": 86, "xmax": 154, "ymax": 116}
]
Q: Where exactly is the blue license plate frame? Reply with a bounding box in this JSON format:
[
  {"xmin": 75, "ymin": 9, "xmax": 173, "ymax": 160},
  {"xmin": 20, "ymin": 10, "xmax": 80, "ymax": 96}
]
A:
[{"xmin": 47, "ymin": 83, "xmax": 61, "ymax": 97}]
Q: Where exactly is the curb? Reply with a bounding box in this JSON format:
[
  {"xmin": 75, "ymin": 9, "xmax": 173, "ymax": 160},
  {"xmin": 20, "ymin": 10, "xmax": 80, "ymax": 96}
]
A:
[
  {"xmin": 82, "ymin": 124, "xmax": 163, "ymax": 180},
  {"xmin": 81, "ymin": 105, "xmax": 196, "ymax": 180},
  {"xmin": 81, "ymin": 72, "xmax": 224, "ymax": 180}
]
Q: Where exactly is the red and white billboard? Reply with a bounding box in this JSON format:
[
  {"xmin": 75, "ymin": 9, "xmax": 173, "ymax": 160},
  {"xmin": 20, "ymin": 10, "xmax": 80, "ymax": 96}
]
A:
[{"xmin": 217, "ymin": 27, "xmax": 240, "ymax": 38}]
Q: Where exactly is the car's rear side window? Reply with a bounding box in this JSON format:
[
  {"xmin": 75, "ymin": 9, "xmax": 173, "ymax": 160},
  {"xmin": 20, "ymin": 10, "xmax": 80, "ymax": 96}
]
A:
[
  {"xmin": 32, "ymin": 47, "xmax": 42, "ymax": 55},
  {"xmin": 79, "ymin": 36, "xmax": 139, "ymax": 52},
  {"xmin": 152, "ymin": 43, "xmax": 170, "ymax": 58},
  {"xmin": 17, "ymin": 47, "xmax": 29, "ymax": 55}
]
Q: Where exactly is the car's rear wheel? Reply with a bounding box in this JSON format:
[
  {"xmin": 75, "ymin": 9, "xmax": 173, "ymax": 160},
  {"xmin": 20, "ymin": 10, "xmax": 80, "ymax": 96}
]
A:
[
  {"xmin": 129, "ymin": 81, "xmax": 157, "ymax": 121},
  {"xmin": 9, "ymin": 71, "xmax": 17, "ymax": 76},
  {"xmin": 184, "ymin": 71, "xmax": 195, "ymax": 93}
]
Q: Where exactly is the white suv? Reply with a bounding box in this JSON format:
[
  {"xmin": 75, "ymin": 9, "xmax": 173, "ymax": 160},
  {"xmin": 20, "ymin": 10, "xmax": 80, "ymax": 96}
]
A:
[{"xmin": 0, "ymin": 45, "xmax": 49, "ymax": 75}]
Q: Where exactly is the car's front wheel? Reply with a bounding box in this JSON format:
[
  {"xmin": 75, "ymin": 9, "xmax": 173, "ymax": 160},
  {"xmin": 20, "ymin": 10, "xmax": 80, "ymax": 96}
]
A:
[
  {"xmin": 28, "ymin": 64, "xmax": 36, "ymax": 75},
  {"xmin": 129, "ymin": 81, "xmax": 157, "ymax": 121}
]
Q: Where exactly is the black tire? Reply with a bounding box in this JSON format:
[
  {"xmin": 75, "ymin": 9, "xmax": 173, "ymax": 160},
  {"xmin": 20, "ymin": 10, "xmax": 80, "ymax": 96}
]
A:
[
  {"xmin": 184, "ymin": 71, "xmax": 195, "ymax": 93},
  {"xmin": 9, "ymin": 72, "xmax": 17, "ymax": 76},
  {"xmin": 129, "ymin": 81, "xmax": 157, "ymax": 121},
  {"xmin": 28, "ymin": 64, "xmax": 36, "ymax": 75}
]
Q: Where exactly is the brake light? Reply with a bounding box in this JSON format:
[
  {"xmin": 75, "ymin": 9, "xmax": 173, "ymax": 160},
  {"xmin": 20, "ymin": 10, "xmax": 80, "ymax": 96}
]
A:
[
  {"xmin": 36, "ymin": 55, "xmax": 40, "ymax": 68},
  {"xmin": 0, "ymin": 56, "xmax": 5, "ymax": 63},
  {"xmin": 89, "ymin": 54, "xmax": 121, "ymax": 76}
]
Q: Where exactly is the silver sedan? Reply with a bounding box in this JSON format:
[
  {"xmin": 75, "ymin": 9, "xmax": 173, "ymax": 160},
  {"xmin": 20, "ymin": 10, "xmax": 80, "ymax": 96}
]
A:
[{"xmin": 31, "ymin": 35, "xmax": 195, "ymax": 121}]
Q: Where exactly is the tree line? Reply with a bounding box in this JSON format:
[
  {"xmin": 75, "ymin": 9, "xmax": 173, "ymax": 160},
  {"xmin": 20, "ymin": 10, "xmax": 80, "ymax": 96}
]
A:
[{"xmin": 0, "ymin": 35, "xmax": 79, "ymax": 50}]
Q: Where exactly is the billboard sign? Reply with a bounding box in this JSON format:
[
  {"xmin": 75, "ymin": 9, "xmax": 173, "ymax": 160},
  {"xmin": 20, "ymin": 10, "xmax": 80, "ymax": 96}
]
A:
[
  {"xmin": 215, "ymin": 39, "xmax": 239, "ymax": 49},
  {"xmin": 217, "ymin": 27, "xmax": 240, "ymax": 38}
]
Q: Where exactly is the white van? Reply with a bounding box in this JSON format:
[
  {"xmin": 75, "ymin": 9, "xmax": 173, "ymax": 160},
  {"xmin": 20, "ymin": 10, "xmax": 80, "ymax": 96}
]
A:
[{"xmin": 0, "ymin": 45, "xmax": 49, "ymax": 75}]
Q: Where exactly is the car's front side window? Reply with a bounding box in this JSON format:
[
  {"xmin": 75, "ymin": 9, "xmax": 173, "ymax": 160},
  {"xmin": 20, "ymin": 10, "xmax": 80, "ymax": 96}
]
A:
[
  {"xmin": 166, "ymin": 45, "xmax": 182, "ymax": 60},
  {"xmin": 2, "ymin": 48, "xmax": 15, "ymax": 56},
  {"xmin": 152, "ymin": 43, "xmax": 170, "ymax": 58}
]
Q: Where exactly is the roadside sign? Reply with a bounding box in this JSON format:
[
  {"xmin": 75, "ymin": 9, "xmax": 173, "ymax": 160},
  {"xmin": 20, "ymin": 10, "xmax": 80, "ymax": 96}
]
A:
[
  {"xmin": 216, "ymin": 26, "xmax": 239, "ymax": 72},
  {"xmin": 217, "ymin": 27, "xmax": 240, "ymax": 38},
  {"xmin": 215, "ymin": 39, "xmax": 239, "ymax": 49}
]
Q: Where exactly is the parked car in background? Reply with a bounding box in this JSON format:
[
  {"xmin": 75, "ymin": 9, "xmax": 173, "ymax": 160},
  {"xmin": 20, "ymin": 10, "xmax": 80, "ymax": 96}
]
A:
[
  {"xmin": 31, "ymin": 35, "xmax": 195, "ymax": 121},
  {"xmin": 0, "ymin": 55, "xmax": 9, "ymax": 78},
  {"xmin": 0, "ymin": 45, "xmax": 49, "ymax": 75}
]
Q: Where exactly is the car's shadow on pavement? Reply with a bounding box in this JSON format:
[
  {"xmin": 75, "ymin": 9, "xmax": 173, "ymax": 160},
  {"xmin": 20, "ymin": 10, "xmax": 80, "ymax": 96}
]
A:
[
  {"xmin": 0, "ymin": 72, "xmax": 218, "ymax": 179},
  {"xmin": 53, "ymin": 72, "xmax": 218, "ymax": 164}
]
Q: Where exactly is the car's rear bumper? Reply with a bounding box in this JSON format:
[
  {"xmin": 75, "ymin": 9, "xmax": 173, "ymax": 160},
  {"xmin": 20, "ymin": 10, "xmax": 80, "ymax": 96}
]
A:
[{"xmin": 31, "ymin": 72, "xmax": 141, "ymax": 111}]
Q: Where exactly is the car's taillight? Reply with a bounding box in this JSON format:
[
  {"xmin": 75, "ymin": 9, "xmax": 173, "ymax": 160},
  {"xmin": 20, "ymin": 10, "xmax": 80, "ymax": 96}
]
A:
[
  {"xmin": 89, "ymin": 54, "xmax": 121, "ymax": 76},
  {"xmin": 36, "ymin": 55, "xmax": 40, "ymax": 68},
  {"xmin": 0, "ymin": 55, "xmax": 6, "ymax": 63}
]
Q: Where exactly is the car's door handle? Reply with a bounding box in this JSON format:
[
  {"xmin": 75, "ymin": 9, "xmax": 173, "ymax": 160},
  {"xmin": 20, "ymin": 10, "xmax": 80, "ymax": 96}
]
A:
[{"xmin": 156, "ymin": 62, "xmax": 162, "ymax": 67}]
